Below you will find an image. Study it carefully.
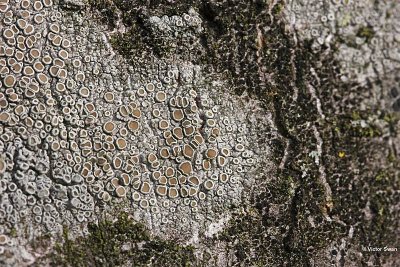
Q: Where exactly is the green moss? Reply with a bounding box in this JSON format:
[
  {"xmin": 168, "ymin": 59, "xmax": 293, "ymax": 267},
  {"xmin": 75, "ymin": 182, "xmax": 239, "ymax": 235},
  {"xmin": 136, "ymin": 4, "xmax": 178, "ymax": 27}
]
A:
[
  {"xmin": 332, "ymin": 113, "xmax": 383, "ymax": 139},
  {"xmin": 88, "ymin": 0, "xmax": 119, "ymax": 27},
  {"xmin": 272, "ymin": 2, "xmax": 285, "ymax": 15},
  {"xmin": 43, "ymin": 213, "xmax": 197, "ymax": 267},
  {"xmin": 351, "ymin": 111, "xmax": 361, "ymax": 120},
  {"xmin": 375, "ymin": 170, "xmax": 388, "ymax": 181},
  {"xmin": 9, "ymin": 227, "xmax": 17, "ymax": 238},
  {"xmin": 387, "ymin": 152, "xmax": 396, "ymax": 163},
  {"xmin": 357, "ymin": 25, "xmax": 375, "ymax": 42}
]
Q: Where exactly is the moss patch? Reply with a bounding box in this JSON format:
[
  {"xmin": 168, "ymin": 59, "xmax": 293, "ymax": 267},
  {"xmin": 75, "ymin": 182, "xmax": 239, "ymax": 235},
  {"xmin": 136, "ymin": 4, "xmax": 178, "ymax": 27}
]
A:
[
  {"xmin": 357, "ymin": 25, "xmax": 375, "ymax": 42},
  {"xmin": 43, "ymin": 213, "xmax": 197, "ymax": 267}
]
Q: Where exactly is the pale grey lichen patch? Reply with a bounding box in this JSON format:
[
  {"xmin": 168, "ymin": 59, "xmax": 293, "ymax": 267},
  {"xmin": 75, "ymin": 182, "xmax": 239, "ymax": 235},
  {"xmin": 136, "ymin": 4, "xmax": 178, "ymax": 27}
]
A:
[
  {"xmin": 0, "ymin": 1, "xmax": 273, "ymax": 265},
  {"xmin": 285, "ymin": 0, "xmax": 400, "ymax": 111}
]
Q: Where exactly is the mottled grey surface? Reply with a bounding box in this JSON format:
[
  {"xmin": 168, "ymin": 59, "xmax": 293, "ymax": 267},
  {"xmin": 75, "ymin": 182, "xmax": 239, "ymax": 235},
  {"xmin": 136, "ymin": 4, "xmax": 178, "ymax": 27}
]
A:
[
  {"xmin": 0, "ymin": 0, "xmax": 274, "ymax": 265},
  {"xmin": 0, "ymin": 0, "xmax": 399, "ymax": 266}
]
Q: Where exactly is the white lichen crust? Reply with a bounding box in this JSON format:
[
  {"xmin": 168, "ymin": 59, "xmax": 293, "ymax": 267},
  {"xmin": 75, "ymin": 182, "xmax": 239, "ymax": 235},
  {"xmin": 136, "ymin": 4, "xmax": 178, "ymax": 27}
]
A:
[
  {"xmin": 285, "ymin": 0, "xmax": 400, "ymax": 111},
  {"xmin": 0, "ymin": 0, "xmax": 272, "ymax": 264}
]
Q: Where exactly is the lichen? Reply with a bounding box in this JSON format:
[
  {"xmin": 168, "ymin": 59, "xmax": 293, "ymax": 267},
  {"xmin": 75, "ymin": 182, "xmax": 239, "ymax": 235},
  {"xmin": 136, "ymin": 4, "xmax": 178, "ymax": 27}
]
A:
[
  {"xmin": 0, "ymin": 0, "xmax": 399, "ymax": 266},
  {"xmin": 87, "ymin": 0, "xmax": 400, "ymax": 265}
]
